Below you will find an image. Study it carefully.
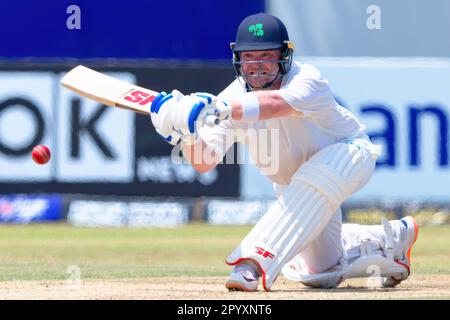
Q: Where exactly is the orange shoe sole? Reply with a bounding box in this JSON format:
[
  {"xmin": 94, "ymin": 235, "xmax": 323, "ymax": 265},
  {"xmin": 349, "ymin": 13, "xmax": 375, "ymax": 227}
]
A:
[{"xmin": 404, "ymin": 216, "xmax": 419, "ymax": 264}]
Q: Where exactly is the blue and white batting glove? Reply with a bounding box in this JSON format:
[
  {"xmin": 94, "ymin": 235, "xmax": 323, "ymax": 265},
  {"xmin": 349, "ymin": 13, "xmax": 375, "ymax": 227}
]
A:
[
  {"xmin": 151, "ymin": 90, "xmax": 218, "ymax": 146},
  {"xmin": 149, "ymin": 91, "xmax": 182, "ymax": 146},
  {"xmin": 193, "ymin": 92, "xmax": 233, "ymax": 120}
]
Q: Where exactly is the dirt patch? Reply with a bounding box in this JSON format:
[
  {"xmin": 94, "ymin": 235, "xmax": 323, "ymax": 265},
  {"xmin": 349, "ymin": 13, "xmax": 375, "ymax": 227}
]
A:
[{"xmin": 0, "ymin": 274, "xmax": 449, "ymax": 300}]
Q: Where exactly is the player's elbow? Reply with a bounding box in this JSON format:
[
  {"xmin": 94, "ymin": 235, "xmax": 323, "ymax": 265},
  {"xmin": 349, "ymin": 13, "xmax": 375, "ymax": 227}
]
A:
[{"xmin": 193, "ymin": 163, "xmax": 217, "ymax": 174}]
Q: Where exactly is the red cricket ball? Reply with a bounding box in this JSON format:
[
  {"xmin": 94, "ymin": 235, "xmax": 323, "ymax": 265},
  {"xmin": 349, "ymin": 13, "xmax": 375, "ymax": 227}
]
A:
[{"xmin": 32, "ymin": 145, "xmax": 51, "ymax": 165}]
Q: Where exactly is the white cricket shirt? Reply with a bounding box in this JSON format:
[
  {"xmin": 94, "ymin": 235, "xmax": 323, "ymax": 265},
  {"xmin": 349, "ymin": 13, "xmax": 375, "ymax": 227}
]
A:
[{"xmin": 199, "ymin": 61, "xmax": 366, "ymax": 186}]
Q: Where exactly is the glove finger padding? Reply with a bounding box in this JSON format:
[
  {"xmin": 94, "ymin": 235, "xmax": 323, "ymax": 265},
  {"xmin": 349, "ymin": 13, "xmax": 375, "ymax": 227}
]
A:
[
  {"xmin": 150, "ymin": 90, "xmax": 184, "ymax": 145},
  {"xmin": 155, "ymin": 127, "xmax": 181, "ymax": 146},
  {"xmin": 192, "ymin": 92, "xmax": 232, "ymax": 121},
  {"xmin": 171, "ymin": 94, "xmax": 217, "ymax": 135},
  {"xmin": 154, "ymin": 90, "xmax": 185, "ymax": 137},
  {"xmin": 214, "ymin": 100, "xmax": 232, "ymax": 120},
  {"xmin": 192, "ymin": 92, "xmax": 215, "ymax": 105},
  {"xmin": 151, "ymin": 90, "xmax": 219, "ymax": 145},
  {"xmin": 149, "ymin": 91, "xmax": 167, "ymax": 129}
]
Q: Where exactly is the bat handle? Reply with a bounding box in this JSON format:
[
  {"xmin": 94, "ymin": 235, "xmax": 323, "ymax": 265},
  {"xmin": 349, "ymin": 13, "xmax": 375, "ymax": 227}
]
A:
[
  {"xmin": 171, "ymin": 115, "xmax": 219, "ymax": 144},
  {"xmin": 204, "ymin": 115, "xmax": 220, "ymax": 126}
]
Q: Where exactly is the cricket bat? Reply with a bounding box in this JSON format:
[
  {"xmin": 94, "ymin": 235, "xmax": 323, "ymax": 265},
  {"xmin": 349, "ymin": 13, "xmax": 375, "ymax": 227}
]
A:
[
  {"xmin": 61, "ymin": 65, "xmax": 158, "ymax": 116},
  {"xmin": 61, "ymin": 65, "xmax": 220, "ymax": 126}
]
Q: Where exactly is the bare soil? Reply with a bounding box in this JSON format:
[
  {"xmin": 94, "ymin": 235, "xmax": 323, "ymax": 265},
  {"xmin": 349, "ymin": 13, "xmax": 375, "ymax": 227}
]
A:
[{"xmin": 0, "ymin": 274, "xmax": 449, "ymax": 300}]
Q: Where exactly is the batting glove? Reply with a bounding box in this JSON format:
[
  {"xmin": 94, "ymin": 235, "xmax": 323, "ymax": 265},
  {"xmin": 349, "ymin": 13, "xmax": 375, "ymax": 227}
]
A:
[
  {"xmin": 149, "ymin": 91, "xmax": 182, "ymax": 146},
  {"xmin": 192, "ymin": 92, "xmax": 233, "ymax": 120},
  {"xmin": 151, "ymin": 90, "xmax": 217, "ymax": 146}
]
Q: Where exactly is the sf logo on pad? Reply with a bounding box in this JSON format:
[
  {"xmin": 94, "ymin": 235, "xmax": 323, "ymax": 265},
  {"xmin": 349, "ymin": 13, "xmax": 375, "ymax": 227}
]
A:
[{"xmin": 255, "ymin": 247, "xmax": 275, "ymax": 259}]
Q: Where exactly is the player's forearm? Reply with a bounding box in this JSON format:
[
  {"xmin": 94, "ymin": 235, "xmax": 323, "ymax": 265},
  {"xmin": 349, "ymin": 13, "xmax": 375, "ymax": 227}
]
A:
[
  {"xmin": 229, "ymin": 91, "xmax": 302, "ymax": 121},
  {"xmin": 181, "ymin": 139, "xmax": 218, "ymax": 173}
]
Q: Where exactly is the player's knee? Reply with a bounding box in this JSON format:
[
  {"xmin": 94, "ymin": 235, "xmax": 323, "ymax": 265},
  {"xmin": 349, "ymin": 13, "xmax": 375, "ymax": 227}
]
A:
[{"xmin": 291, "ymin": 142, "xmax": 376, "ymax": 209}]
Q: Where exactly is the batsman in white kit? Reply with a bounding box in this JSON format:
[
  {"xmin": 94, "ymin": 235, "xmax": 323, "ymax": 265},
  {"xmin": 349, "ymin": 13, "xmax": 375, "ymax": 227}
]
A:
[{"xmin": 149, "ymin": 13, "xmax": 419, "ymax": 291}]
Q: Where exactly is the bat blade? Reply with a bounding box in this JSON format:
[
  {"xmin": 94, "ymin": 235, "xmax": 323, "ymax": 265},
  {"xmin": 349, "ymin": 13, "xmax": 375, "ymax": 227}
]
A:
[{"xmin": 61, "ymin": 65, "xmax": 159, "ymax": 115}]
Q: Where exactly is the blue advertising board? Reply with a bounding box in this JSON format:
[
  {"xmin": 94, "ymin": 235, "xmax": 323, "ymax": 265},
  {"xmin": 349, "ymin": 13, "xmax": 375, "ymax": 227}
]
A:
[{"xmin": 0, "ymin": 194, "xmax": 64, "ymax": 223}]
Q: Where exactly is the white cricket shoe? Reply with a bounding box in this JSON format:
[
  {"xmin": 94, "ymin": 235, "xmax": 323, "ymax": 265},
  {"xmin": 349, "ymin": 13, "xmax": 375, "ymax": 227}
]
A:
[
  {"xmin": 382, "ymin": 216, "xmax": 419, "ymax": 287},
  {"xmin": 225, "ymin": 263, "xmax": 259, "ymax": 292}
]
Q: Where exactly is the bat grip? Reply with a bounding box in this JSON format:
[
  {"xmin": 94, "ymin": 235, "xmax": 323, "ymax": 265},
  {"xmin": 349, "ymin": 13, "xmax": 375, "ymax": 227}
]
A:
[
  {"xmin": 204, "ymin": 115, "xmax": 220, "ymax": 126},
  {"xmin": 171, "ymin": 130, "xmax": 182, "ymax": 142}
]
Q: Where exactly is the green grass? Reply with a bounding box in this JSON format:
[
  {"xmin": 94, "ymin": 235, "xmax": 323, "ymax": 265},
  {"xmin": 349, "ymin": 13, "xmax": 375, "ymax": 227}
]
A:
[
  {"xmin": 0, "ymin": 222, "xmax": 448, "ymax": 281},
  {"xmin": 0, "ymin": 223, "xmax": 251, "ymax": 281},
  {"xmin": 410, "ymin": 225, "xmax": 450, "ymax": 274}
]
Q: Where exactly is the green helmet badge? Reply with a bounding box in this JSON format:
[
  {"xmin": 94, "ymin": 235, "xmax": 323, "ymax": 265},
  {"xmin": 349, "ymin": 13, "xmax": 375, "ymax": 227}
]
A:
[{"xmin": 248, "ymin": 23, "xmax": 264, "ymax": 37}]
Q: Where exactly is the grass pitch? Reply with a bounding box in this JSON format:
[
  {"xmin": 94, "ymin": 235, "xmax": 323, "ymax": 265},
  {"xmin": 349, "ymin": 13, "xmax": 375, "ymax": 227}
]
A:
[
  {"xmin": 0, "ymin": 222, "xmax": 448, "ymax": 281},
  {"xmin": 0, "ymin": 223, "xmax": 247, "ymax": 281}
]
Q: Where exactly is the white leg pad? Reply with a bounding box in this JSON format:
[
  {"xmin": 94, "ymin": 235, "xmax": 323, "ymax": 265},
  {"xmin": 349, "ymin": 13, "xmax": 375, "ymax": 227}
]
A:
[
  {"xmin": 345, "ymin": 254, "xmax": 408, "ymax": 279},
  {"xmin": 283, "ymin": 218, "xmax": 408, "ymax": 288},
  {"xmin": 345, "ymin": 218, "xmax": 409, "ymax": 280},
  {"xmin": 282, "ymin": 253, "xmax": 407, "ymax": 289},
  {"xmin": 282, "ymin": 254, "xmax": 351, "ymax": 288},
  {"xmin": 226, "ymin": 138, "xmax": 378, "ymax": 291}
]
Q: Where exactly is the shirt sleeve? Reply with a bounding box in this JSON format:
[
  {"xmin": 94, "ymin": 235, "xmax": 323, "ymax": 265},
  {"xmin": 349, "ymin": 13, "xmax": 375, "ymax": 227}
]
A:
[{"xmin": 277, "ymin": 65, "xmax": 335, "ymax": 117}]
